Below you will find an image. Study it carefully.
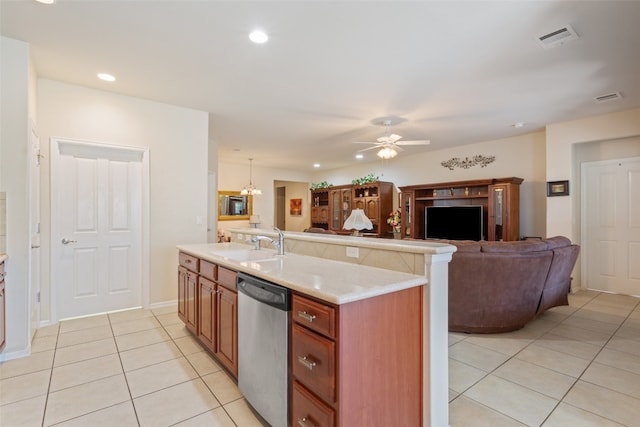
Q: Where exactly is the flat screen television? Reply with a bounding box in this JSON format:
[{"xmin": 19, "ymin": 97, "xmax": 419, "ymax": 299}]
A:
[{"xmin": 425, "ymin": 205, "xmax": 483, "ymax": 241}]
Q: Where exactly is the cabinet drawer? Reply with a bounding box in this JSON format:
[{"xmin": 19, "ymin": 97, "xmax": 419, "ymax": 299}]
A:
[
  {"xmin": 179, "ymin": 252, "xmax": 199, "ymax": 273},
  {"xmin": 293, "ymin": 295, "xmax": 336, "ymax": 339},
  {"xmin": 199, "ymin": 260, "xmax": 217, "ymax": 281},
  {"xmin": 218, "ymin": 266, "xmax": 237, "ymax": 290},
  {"xmin": 292, "ymin": 323, "xmax": 335, "ymax": 403},
  {"xmin": 292, "ymin": 381, "xmax": 335, "ymax": 427}
]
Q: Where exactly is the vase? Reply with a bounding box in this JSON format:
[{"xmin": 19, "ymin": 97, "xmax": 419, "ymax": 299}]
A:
[{"xmin": 393, "ymin": 229, "xmax": 401, "ymax": 239}]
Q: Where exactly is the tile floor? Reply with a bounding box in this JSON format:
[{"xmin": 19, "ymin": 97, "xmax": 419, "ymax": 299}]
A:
[
  {"xmin": 449, "ymin": 290, "xmax": 640, "ymax": 426},
  {"xmin": 0, "ymin": 305, "xmax": 265, "ymax": 426},
  {"xmin": 0, "ymin": 289, "xmax": 639, "ymax": 426}
]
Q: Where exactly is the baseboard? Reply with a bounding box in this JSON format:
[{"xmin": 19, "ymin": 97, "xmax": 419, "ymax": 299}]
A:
[
  {"xmin": 0, "ymin": 347, "xmax": 31, "ymax": 362},
  {"xmin": 149, "ymin": 299, "xmax": 178, "ymax": 310}
]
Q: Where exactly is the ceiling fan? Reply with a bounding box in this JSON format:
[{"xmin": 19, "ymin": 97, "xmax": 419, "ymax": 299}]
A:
[{"xmin": 352, "ymin": 120, "xmax": 430, "ymax": 159}]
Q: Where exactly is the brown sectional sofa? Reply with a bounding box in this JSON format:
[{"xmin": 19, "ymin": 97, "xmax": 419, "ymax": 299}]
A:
[{"xmin": 446, "ymin": 236, "xmax": 580, "ymax": 333}]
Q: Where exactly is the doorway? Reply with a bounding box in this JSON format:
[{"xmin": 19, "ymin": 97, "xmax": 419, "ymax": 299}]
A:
[
  {"xmin": 276, "ymin": 186, "xmax": 286, "ymax": 230},
  {"xmin": 51, "ymin": 138, "xmax": 149, "ymax": 320},
  {"xmin": 582, "ymin": 156, "xmax": 640, "ymax": 295}
]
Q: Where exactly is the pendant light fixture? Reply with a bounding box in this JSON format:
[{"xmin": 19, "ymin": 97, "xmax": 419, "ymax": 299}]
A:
[{"xmin": 241, "ymin": 158, "xmax": 262, "ymax": 195}]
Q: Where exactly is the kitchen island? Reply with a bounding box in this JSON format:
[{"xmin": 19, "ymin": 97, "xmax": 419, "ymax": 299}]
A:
[{"xmin": 178, "ymin": 231, "xmax": 455, "ymax": 427}]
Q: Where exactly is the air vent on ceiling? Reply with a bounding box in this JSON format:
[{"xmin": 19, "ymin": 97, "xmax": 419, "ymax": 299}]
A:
[
  {"xmin": 537, "ymin": 25, "xmax": 579, "ymax": 49},
  {"xmin": 594, "ymin": 92, "xmax": 623, "ymax": 103}
]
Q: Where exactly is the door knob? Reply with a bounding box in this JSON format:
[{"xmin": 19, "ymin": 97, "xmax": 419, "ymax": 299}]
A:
[{"xmin": 61, "ymin": 238, "xmax": 77, "ymax": 245}]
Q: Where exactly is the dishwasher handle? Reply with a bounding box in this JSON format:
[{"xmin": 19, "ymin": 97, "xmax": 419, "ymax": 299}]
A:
[{"xmin": 237, "ymin": 272, "xmax": 291, "ymax": 311}]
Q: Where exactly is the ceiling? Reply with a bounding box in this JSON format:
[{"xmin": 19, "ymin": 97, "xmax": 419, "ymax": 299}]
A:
[{"xmin": 2, "ymin": 1, "xmax": 639, "ymax": 171}]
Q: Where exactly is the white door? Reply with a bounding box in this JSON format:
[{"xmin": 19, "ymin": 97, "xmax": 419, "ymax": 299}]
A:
[
  {"xmin": 583, "ymin": 157, "xmax": 640, "ymax": 296},
  {"xmin": 29, "ymin": 121, "xmax": 41, "ymax": 338},
  {"xmin": 52, "ymin": 139, "xmax": 144, "ymax": 319}
]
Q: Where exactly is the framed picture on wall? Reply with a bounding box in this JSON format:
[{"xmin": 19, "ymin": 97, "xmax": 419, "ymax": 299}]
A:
[
  {"xmin": 547, "ymin": 180, "xmax": 569, "ymax": 197},
  {"xmin": 290, "ymin": 198, "xmax": 302, "ymax": 216}
]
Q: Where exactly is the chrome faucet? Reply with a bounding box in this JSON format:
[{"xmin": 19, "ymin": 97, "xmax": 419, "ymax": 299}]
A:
[{"xmin": 250, "ymin": 227, "xmax": 285, "ymax": 255}]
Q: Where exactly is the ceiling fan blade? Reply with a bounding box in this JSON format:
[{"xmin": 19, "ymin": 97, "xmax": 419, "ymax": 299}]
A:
[
  {"xmin": 387, "ymin": 134, "xmax": 403, "ymax": 143},
  {"xmin": 357, "ymin": 145, "xmax": 382, "ymax": 152},
  {"xmin": 376, "ymin": 135, "xmax": 391, "ymax": 143},
  {"xmin": 396, "ymin": 140, "xmax": 430, "ymax": 146},
  {"xmin": 352, "ymin": 141, "xmax": 379, "ymax": 145}
]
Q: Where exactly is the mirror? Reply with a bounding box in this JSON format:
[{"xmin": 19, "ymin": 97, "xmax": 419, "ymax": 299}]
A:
[{"xmin": 218, "ymin": 191, "xmax": 252, "ymax": 221}]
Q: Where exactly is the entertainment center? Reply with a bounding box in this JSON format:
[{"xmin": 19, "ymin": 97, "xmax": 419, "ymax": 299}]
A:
[{"xmin": 399, "ymin": 177, "xmax": 523, "ymax": 241}]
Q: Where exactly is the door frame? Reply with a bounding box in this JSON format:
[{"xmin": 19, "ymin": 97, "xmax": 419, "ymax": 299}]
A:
[
  {"xmin": 50, "ymin": 137, "xmax": 150, "ymax": 322},
  {"xmin": 28, "ymin": 119, "xmax": 41, "ymax": 337},
  {"xmin": 580, "ymin": 156, "xmax": 640, "ymax": 293}
]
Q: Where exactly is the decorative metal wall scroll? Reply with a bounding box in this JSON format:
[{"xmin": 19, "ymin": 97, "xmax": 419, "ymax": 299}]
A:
[{"xmin": 441, "ymin": 155, "xmax": 495, "ymax": 170}]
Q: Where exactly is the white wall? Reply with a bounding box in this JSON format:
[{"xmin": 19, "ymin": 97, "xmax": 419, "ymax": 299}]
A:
[
  {"xmin": 275, "ymin": 180, "xmax": 310, "ymax": 232},
  {"xmin": 546, "ymin": 108, "xmax": 640, "ymax": 241},
  {"xmin": 37, "ymin": 79, "xmax": 209, "ymax": 320},
  {"xmin": 0, "ymin": 37, "xmax": 33, "ymax": 356},
  {"xmin": 217, "ymin": 161, "xmax": 311, "ymax": 233},
  {"xmin": 311, "ymin": 131, "xmax": 548, "ymax": 239}
]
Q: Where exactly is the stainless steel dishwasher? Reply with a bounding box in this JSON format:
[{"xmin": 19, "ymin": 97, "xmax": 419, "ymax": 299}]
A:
[{"xmin": 237, "ymin": 272, "xmax": 291, "ymax": 427}]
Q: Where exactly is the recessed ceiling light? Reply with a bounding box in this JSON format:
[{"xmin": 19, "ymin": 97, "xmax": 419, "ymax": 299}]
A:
[
  {"xmin": 35, "ymin": 0, "xmax": 55, "ymax": 4},
  {"xmin": 313, "ymin": 163, "xmax": 320, "ymax": 168},
  {"xmin": 249, "ymin": 30, "xmax": 269, "ymax": 44},
  {"xmin": 97, "ymin": 73, "xmax": 116, "ymax": 82},
  {"xmin": 355, "ymin": 154, "xmax": 364, "ymax": 159},
  {"xmin": 512, "ymin": 122, "xmax": 525, "ymax": 128}
]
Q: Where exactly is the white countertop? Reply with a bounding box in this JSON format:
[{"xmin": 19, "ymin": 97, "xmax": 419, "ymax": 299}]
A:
[{"xmin": 177, "ymin": 242, "xmax": 428, "ymax": 305}]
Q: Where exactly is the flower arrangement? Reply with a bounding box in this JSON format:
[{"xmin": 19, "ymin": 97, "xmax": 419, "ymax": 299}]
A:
[
  {"xmin": 387, "ymin": 209, "xmax": 401, "ymax": 231},
  {"xmin": 352, "ymin": 173, "xmax": 379, "ymax": 185},
  {"xmin": 310, "ymin": 181, "xmax": 332, "ymax": 190}
]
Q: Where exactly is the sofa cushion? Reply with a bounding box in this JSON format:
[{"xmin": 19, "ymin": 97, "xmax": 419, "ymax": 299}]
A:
[
  {"xmin": 450, "ymin": 240, "xmax": 482, "ymax": 252},
  {"xmin": 544, "ymin": 236, "xmax": 572, "ymax": 250},
  {"xmin": 480, "ymin": 240, "xmax": 548, "ymax": 253}
]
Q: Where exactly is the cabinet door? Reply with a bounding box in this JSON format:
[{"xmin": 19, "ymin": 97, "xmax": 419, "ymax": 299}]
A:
[
  {"xmin": 185, "ymin": 270, "xmax": 198, "ymax": 334},
  {"xmin": 364, "ymin": 198, "xmax": 378, "ymax": 221},
  {"xmin": 330, "ymin": 190, "xmax": 341, "ymax": 230},
  {"xmin": 198, "ymin": 277, "xmax": 216, "ymax": 352},
  {"xmin": 488, "ymin": 183, "xmax": 520, "ymax": 241},
  {"xmin": 216, "ymin": 286, "xmax": 238, "ymax": 376},
  {"xmin": 177, "ymin": 266, "xmax": 188, "ymax": 324}
]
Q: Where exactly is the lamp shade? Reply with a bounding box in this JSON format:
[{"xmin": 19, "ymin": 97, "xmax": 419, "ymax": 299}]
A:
[
  {"xmin": 249, "ymin": 215, "xmax": 260, "ymax": 227},
  {"xmin": 343, "ymin": 209, "xmax": 373, "ymax": 232}
]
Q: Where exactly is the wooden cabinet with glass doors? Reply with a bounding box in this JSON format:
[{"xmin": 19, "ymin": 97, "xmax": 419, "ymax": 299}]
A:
[
  {"xmin": 329, "ymin": 185, "xmax": 352, "ymax": 234},
  {"xmin": 399, "ymin": 177, "xmax": 522, "ymax": 241}
]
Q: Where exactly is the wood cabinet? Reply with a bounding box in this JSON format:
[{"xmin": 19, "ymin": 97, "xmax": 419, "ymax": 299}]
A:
[
  {"xmin": 399, "ymin": 177, "xmax": 523, "ymax": 241},
  {"xmin": 291, "ymin": 287, "xmax": 422, "ymax": 426},
  {"xmin": 311, "ymin": 181, "xmax": 395, "ymax": 237},
  {"xmin": 329, "ymin": 185, "xmax": 352, "ymax": 233},
  {"xmin": 178, "ymin": 252, "xmax": 238, "ymax": 378},
  {"xmin": 178, "ymin": 252, "xmax": 198, "ymax": 335},
  {"xmin": 310, "ymin": 189, "xmax": 330, "ymax": 229},
  {"xmin": 215, "ymin": 267, "xmax": 238, "ymax": 377},
  {"xmin": 0, "ymin": 260, "xmax": 5, "ymax": 352}
]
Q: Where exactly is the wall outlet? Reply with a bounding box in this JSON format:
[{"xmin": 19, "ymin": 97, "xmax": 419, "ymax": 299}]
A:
[
  {"xmin": 237, "ymin": 233, "xmax": 243, "ymax": 241},
  {"xmin": 346, "ymin": 246, "xmax": 359, "ymax": 258}
]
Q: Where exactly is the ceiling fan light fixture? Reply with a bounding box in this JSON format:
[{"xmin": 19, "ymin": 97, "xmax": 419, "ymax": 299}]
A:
[{"xmin": 377, "ymin": 147, "xmax": 398, "ymax": 159}]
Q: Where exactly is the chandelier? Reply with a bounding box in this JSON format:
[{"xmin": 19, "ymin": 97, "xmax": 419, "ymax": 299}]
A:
[{"xmin": 241, "ymin": 158, "xmax": 262, "ymax": 195}]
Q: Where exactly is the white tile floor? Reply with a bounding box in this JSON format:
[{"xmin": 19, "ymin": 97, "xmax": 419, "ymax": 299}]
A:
[
  {"xmin": 0, "ymin": 305, "xmax": 265, "ymax": 427},
  {"xmin": 0, "ymin": 289, "xmax": 639, "ymax": 426},
  {"xmin": 450, "ymin": 290, "xmax": 640, "ymax": 427}
]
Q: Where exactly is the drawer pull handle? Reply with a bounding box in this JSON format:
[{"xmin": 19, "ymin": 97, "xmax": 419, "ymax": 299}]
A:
[
  {"xmin": 297, "ymin": 355, "xmax": 317, "ymax": 370},
  {"xmin": 297, "ymin": 417, "xmax": 316, "ymax": 427},
  {"xmin": 185, "ymin": 259, "xmax": 192, "ymax": 263},
  {"xmin": 298, "ymin": 311, "xmax": 316, "ymax": 322}
]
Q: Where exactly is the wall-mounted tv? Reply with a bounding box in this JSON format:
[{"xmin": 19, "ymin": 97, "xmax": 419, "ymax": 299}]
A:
[{"xmin": 425, "ymin": 205, "xmax": 483, "ymax": 241}]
